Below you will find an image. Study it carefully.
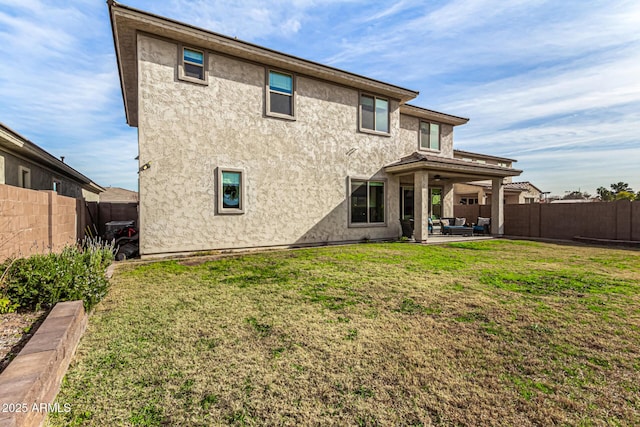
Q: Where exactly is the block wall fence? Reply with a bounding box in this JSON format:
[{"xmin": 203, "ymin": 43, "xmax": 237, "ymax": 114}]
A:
[
  {"xmin": 454, "ymin": 200, "xmax": 639, "ymax": 241},
  {"xmin": 0, "ymin": 184, "xmax": 139, "ymax": 262},
  {"xmin": 0, "ymin": 184, "xmax": 81, "ymax": 261}
]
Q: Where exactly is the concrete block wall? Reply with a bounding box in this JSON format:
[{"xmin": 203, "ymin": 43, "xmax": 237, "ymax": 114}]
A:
[
  {"xmin": 457, "ymin": 200, "xmax": 639, "ymax": 241},
  {"xmin": 633, "ymin": 202, "xmax": 640, "ymax": 241},
  {"xmin": 0, "ymin": 184, "xmax": 77, "ymax": 261}
]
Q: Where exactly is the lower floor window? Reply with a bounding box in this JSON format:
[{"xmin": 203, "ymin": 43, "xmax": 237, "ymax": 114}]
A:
[
  {"xmin": 218, "ymin": 168, "xmax": 244, "ymax": 214},
  {"xmin": 460, "ymin": 197, "xmax": 479, "ymax": 205},
  {"xmin": 350, "ymin": 179, "xmax": 385, "ymax": 224}
]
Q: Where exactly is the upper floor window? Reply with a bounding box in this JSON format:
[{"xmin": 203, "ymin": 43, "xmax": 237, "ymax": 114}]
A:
[
  {"xmin": 420, "ymin": 121, "xmax": 440, "ymax": 151},
  {"xmin": 360, "ymin": 94, "xmax": 389, "ymax": 134},
  {"xmin": 179, "ymin": 46, "xmax": 206, "ymax": 84},
  {"xmin": 267, "ymin": 70, "xmax": 294, "ymax": 118}
]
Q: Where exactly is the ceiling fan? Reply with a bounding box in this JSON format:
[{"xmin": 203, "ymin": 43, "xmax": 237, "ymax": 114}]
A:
[{"xmin": 433, "ymin": 174, "xmax": 451, "ymax": 182}]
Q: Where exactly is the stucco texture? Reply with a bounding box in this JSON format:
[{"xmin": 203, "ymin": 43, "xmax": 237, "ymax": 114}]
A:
[
  {"xmin": 399, "ymin": 114, "xmax": 454, "ymax": 158},
  {"xmin": 137, "ymin": 35, "xmax": 449, "ymax": 254}
]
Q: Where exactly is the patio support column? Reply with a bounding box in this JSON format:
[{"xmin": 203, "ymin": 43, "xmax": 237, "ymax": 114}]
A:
[
  {"xmin": 442, "ymin": 182, "xmax": 454, "ymax": 217},
  {"xmin": 491, "ymin": 178, "xmax": 504, "ymax": 235},
  {"xmin": 413, "ymin": 170, "xmax": 429, "ymax": 243}
]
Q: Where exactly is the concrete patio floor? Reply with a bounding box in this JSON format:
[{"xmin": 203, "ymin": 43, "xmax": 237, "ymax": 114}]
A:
[{"xmin": 420, "ymin": 234, "xmax": 496, "ymax": 245}]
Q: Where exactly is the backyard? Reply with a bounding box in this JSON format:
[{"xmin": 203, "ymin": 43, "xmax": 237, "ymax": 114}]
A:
[{"xmin": 49, "ymin": 240, "xmax": 640, "ymax": 426}]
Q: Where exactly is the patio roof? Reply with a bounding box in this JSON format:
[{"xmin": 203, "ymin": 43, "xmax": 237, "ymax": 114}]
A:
[
  {"xmin": 384, "ymin": 152, "xmax": 522, "ymax": 181},
  {"xmin": 453, "ymin": 149, "xmax": 517, "ymax": 163}
]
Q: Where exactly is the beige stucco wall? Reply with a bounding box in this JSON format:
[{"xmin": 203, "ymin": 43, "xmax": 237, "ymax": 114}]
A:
[
  {"xmin": 453, "ymin": 183, "xmax": 485, "ymax": 205},
  {"xmin": 518, "ymin": 186, "xmax": 541, "ymax": 203},
  {"xmin": 137, "ymin": 34, "xmax": 436, "ymax": 254},
  {"xmin": 398, "ymin": 114, "xmax": 453, "ymax": 158}
]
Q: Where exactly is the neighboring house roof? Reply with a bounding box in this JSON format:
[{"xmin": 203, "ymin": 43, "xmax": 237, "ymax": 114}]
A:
[
  {"xmin": 453, "ymin": 149, "xmax": 517, "ymax": 163},
  {"xmin": 549, "ymin": 199, "xmax": 595, "ymax": 204},
  {"xmin": 108, "ymin": 1, "xmax": 421, "ymax": 127},
  {"xmin": 400, "ymin": 104, "xmax": 469, "ymax": 127},
  {"xmin": 462, "ymin": 181, "xmax": 543, "ymax": 194},
  {"xmin": 99, "ymin": 186, "xmax": 139, "ymax": 203},
  {"xmin": 505, "ymin": 181, "xmax": 543, "ymax": 193},
  {"xmin": 0, "ymin": 122, "xmax": 104, "ymax": 194},
  {"xmin": 385, "ymin": 152, "xmax": 522, "ymax": 179}
]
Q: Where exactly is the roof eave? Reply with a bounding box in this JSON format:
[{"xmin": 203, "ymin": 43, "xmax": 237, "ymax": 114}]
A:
[
  {"xmin": 453, "ymin": 149, "xmax": 517, "ymax": 164},
  {"xmin": 108, "ymin": 0, "xmax": 133, "ymax": 127},
  {"xmin": 400, "ymin": 104, "xmax": 469, "ymax": 126},
  {"xmin": 109, "ymin": 1, "xmax": 420, "ymax": 128},
  {"xmin": 384, "ymin": 154, "xmax": 523, "ymax": 179},
  {"xmin": 0, "ymin": 123, "xmax": 100, "ymax": 187},
  {"xmin": 86, "ymin": 181, "xmax": 106, "ymax": 194},
  {"xmin": 385, "ymin": 162, "xmax": 522, "ymax": 178}
]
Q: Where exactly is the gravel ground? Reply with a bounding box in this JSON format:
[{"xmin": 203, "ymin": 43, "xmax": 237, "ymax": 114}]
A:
[{"xmin": 0, "ymin": 310, "xmax": 46, "ymax": 373}]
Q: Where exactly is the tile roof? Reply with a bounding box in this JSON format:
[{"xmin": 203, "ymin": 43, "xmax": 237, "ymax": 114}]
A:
[{"xmin": 386, "ymin": 152, "xmax": 522, "ymax": 174}]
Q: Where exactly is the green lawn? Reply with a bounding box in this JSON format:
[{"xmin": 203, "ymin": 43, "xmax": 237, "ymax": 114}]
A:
[{"xmin": 49, "ymin": 240, "xmax": 640, "ymax": 426}]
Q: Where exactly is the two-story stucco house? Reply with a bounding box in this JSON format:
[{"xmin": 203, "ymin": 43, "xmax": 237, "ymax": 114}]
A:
[{"xmin": 108, "ymin": 1, "xmax": 522, "ymax": 257}]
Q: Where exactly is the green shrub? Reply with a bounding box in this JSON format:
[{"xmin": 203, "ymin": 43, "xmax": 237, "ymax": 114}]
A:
[
  {"xmin": 0, "ymin": 238, "xmax": 115, "ymax": 313},
  {"xmin": 0, "ymin": 296, "xmax": 18, "ymax": 314}
]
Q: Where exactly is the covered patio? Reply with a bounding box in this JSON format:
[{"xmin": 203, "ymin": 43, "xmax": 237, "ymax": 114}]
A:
[{"xmin": 385, "ymin": 152, "xmax": 522, "ymax": 243}]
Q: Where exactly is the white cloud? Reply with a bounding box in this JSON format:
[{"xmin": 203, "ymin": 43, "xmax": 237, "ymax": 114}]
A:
[
  {"xmin": 0, "ymin": 0, "xmax": 134, "ymax": 187},
  {"xmin": 281, "ymin": 18, "xmax": 301, "ymax": 34},
  {"xmin": 0, "ymin": 0, "xmax": 638, "ymax": 194},
  {"xmin": 162, "ymin": 0, "xmax": 360, "ymax": 40},
  {"xmin": 358, "ymin": 1, "xmax": 411, "ymax": 23}
]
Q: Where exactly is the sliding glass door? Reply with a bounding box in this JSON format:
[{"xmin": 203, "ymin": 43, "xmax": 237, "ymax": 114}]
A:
[
  {"xmin": 430, "ymin": 188, "xmax": 442, "ymax": 219},
  {"xmin": 400, "ymin": 186, "xmax": 414, "ymax": 220}
]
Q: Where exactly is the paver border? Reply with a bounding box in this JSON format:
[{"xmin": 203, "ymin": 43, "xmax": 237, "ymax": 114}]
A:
[{"xmin": 0, "ymin": 301, "xmax": 87, "ymax": 427}]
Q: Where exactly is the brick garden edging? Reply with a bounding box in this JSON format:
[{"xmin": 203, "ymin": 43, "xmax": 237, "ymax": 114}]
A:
[{"xmin": 0, "ymin": 301, "xmax": 87, "ymax": 427}]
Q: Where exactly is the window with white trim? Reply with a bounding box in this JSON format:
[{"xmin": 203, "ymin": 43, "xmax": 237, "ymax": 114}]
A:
[
  {"xmin": 217, "ymin": 168, "xmax": 244, "ymax": 214},
  {"xmin": 350, "ymin": 179, "xmax": 385, "ymax": 225},
  {"xmin": 460, "ymin": 197, "xmax": 478, "ymax": 205},
  {"xmin": 179, "ymin": 46, "xmax": 206, "ymax": 83},
  {"xmin": 419, "ymin": 121, "xmax": 440, "ymax": 151},
  {"xmin": 360, "ymin": 94, "xmax": 389, "ymax": 134},
  {"xmin": 267, "ymin": 70, "xmax": 294, "ymax": 117},
  {"xmin": 18, "ymin": 166, "xmax": 31, "ymax": 189}
]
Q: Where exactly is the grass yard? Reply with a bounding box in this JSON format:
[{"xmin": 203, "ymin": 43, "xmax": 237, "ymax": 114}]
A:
[{"xmin": 49, "ymin": 240, "xmax": 640, "ymax": 426}]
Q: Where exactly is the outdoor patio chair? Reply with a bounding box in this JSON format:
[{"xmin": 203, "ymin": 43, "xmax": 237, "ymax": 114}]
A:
[
  {"xmin": 473, "ymin": 217, "xmax": 491, "ymax": 235},
  {"xmin": 400, "ymin": 219, "xmax": 414, "ymax": 238}
]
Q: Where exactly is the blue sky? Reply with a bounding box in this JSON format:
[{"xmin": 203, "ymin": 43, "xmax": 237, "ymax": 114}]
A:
[{"xmin": 1, "ymin": 0, "xmax": 638, "ymax": 196}]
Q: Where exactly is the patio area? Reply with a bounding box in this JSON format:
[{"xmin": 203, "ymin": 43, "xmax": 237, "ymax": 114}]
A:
[{"xmin": 421, "ymin": 234, "xmax": 495, "ymax": 244}]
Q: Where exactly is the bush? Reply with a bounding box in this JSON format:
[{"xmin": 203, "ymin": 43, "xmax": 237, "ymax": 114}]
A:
[{"xmin": 0, "ymin": 238, "xmax": 115, "ymax": 313}]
